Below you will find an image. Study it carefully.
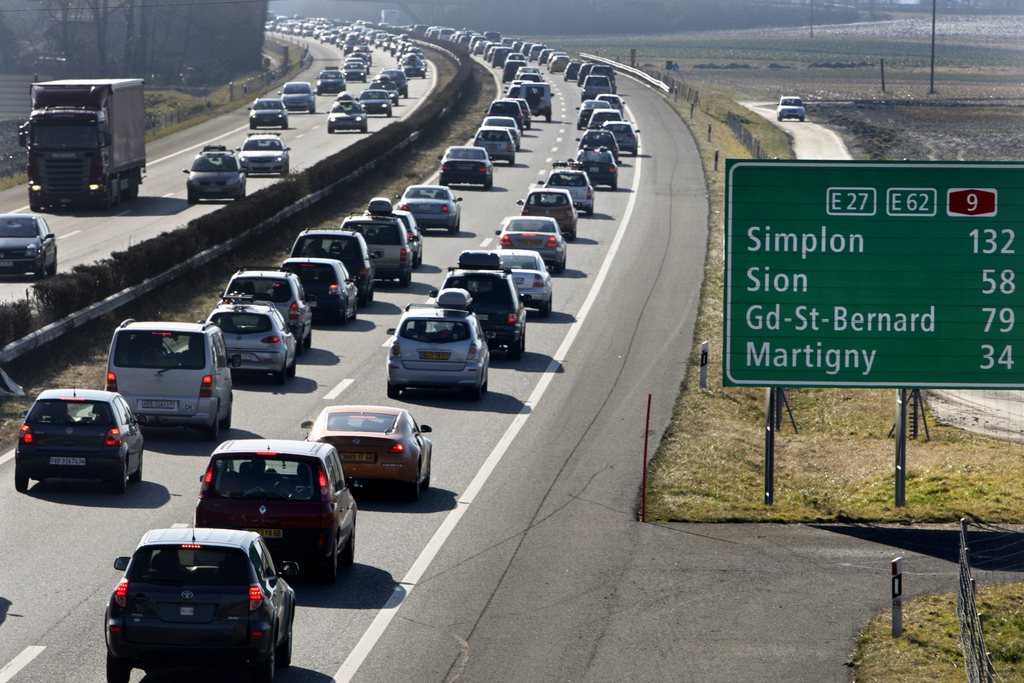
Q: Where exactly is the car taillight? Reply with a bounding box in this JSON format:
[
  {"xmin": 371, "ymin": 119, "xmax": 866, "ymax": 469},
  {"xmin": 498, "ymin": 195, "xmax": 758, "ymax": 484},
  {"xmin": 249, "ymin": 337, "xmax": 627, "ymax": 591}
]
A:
[
  {"xmin": 532, "ymin": 275, "xmax": 545, "ymax": 288},
  {"xmin": 329, "ymin": 283, "xmax": 340, "ymax": 296},
  {"xmin": 507, "ymin": 312, "xmax": 518, "ymax": 324},
  {"xmin": 609, "ymin": 166, "xmax": 617, "ymax": 173},
  {"xmin": 479, "ymin": 165, "xmax": 487, "ymax": 172},
  {"xmin": 441, "ymin": 205, "xmax": 449, "ymax": 213},
  {"xmin": 358, "ymin": 266, "xmax": 367, "ymax": 278},
  {"xmin": 114, "ymin": 578, "xmax": 129, "ymax": 608},
  {"xmin": 400, "ymin": 203, "xmax": 410, "ymax": 211},
  {"xmin": 507, "ymin": 143, "xmax": 514, "ymax": 152},
  {"xmin": 391, "ymin": 340, "xmax": 401, "ymax": 356},
  {"xmin": 199, "ymin": 375, "xmax": 213, "ymax": 398},
  {"xmin": 400, "ymin": 248, "xmax": 408, "ymax": 262},
  {"xmin": 406, "ymin": 230, "xmax": 415, "ymax": 242},
  {"xmin": 289, "ymin": 302, "xmax": 299, "ymax": 320},
  {"xmin": 390, "ymin": 442, "xmax": 404, "ymax": 453},
  {"xmin": 587, "ymin": 188, "xmax": 593, "ymax": 199},
  {"xmin": 106, "ymin": 371, "xmax": 117, "ymax": 392},
  {"xmin": 260, "ymin": 335, "xmax": 281, "ymax": 344},
  {"xmin": 318, "ymin": 466, "xmax": 329, "ymax": 497},
  {"xmin": 442, "ymin": 163, "xmax": 453, "ymax": 172},
  {"xmin": 248, "ymin": 584, "xmax": 264, "ymax": 611},
  {"xmin": 500, "ymin": 234, "xmax": 512, "ymax": 246},
  {"xmin": 104, "ymin": 427, "xmax": 122, "ymax": 447},
  {"xmin": 546, "ymin": 236, "xmax": 558, "ymax": 247},
  {"xmin": 200, "ymin": 463, "xmax": 214, "ymax": 496},
  {"xmin": 19, "ymin": 424, "xmax": 32, "ymax": 444},
  {"xmin": 467, "ymin": 343, "xmax": 479, "ymax": 361}
]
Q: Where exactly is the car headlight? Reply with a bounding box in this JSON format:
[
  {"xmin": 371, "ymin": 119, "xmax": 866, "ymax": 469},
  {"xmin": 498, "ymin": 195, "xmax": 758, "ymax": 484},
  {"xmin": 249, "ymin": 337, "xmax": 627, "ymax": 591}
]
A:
[
  {"xmin": 25, "ymin": 244, "xmax": 38, "ymax": 256},
  {"xmin": 355, "ymin": 116, "xmax": 363, "ymax": 121},
  {"xmin": 274, "ymin": 156, "xmax": 283, "ymax": 162},
  {"xmin": 329, "ymin": 115, "xmax": 337, "ymax": 122}
]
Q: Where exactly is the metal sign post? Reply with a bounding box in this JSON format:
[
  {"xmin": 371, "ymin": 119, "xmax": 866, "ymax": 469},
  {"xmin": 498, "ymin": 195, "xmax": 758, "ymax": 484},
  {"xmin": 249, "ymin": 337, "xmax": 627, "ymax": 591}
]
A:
[
  {"xmin": 895, "ymin": 389, "xmax": 908, "ymax": 507},
  {"xmin": 892, "ymin": 557, "xmax": 904, "ymax": 637},
  {"xmin": 764, "ymin": 387, "xmax": 776, "ymax": 505}
]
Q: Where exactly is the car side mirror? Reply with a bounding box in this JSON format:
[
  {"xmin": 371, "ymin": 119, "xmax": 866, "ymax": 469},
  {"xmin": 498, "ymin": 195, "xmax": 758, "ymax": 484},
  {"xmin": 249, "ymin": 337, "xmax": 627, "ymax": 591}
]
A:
[
  {"xmin": 230, "ymin": 355, "xmax": 243, "ymax": 368},
  {"xmin": 456, "ymin": 197, "xmax": 463, "ymax": 202},
  {"xmin": 114, "ymin": 556, "xmax": 130, "ymax": 571},
  {"xmin": 300, "ymin": 420, "xmax": 314, "ymax": 429},
  {"xmin": 420, "ymin": 425, "xmax": 432, "ymax": 433},
  {"xmin": 279, "ymin": 561, "xmax": 300, "ymax": 578},
  {"xmin": 427, "ymin": 288, "xmax": 438, "ymax": 297},
  {"xmin": 386, "ymin": 327, "xmax": 396, "ymax": 335},
  {"xmin": 234, "ymin": 147, "xmax": 241, "ymax": 152},
  {"xmin": 182, "ymin": 169, "xmax": 190, "ymax": 174},
  {"xmin": 437, "ymin": 155, "xmax": 443, "ymax": 160},
  {"xmin": 516, "ymin": 200, "xmax": 524, "ymax": 205},
  {"xmin": 494, "ymin": 230, "xmax": 501, "ymax": 235}
]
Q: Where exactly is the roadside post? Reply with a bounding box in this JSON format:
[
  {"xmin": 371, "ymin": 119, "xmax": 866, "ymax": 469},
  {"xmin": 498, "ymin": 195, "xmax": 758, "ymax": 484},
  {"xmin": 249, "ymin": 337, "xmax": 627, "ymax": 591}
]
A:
[
  {"xmin": 892, "ymin": 557, "xmax": 904, "ymax": 637},
  {"xmin": 699, "ymin": 340, "xmax": 709, "ymax": 389}
]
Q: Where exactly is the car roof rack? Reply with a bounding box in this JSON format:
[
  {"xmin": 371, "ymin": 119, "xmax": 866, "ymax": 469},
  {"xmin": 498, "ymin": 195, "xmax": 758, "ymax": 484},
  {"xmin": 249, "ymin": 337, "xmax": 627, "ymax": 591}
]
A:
[
  {"xmin": 201, "ymin": 144, "xmax": 228, "ymax": 152},
  {"xmin": 221, "ymin": 294, "xmax": 276, "ymax": 307},
  {"xmin": 247, "ymin": 131, "xmax": 281, "ymax": 137}
]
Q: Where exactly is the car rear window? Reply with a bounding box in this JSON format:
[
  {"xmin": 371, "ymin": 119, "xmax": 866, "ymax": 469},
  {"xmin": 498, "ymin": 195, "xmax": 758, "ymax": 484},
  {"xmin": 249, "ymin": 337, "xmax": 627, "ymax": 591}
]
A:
[
  {"xmin": 446, "ymin": 148, "xmax": 487, "ymax": 160},
  {"xmin": 294, "ymin": 236, "xmax": 360, "ymax": 259},
  {"xmin": 28, "ymin": 399, "xmax": 113, "ymax": 425},
  {"xmin": 206, "ymin": 456, "xmax": 318, "ymax": 501},
  {"xmin": 444, "ymin": 276, "xmax": 510, "ymax": 304},
  {"xmin": 113, "ymin": 331, "xmax": 207, "ymax": 370},
  {"xmin": 227, "ymin": 277, "xmax": 293, "ymax": 304},
  {"xmin": 128, "ymin": 546, "xmax": 250, "ymax": 587},
  {"xmin": 549, "ymin": 173, "xmax": 586, "ymax": 187},
  {"xmin": 345, "ymin": 222, "xmax": 402, "ymax": 245},
  {"xmin": 326, "ymin": 411, "xmax": 399, "ymax": 432},
  {"xmin": 400, "ymin": 319, "xmax": 471, "ymax": 343},
  {"xmin": 282, "ymin": 263, "xmax": 339, "ymax": 284},
  {"xmin": 501, "ymin": 254, "xmax": 543, "ymax": 270},
  {"xmin": 209, "ymin": 312, "xmax": 273, "ymax": 335},
  {"xmin": 477, "ymin": 130, "xmax": 508, "ymax": 142},
  {"xmin": 506, "ymin": 219, "xmax": 556, "ymax": 233},
  {"xmin": 528, "ymin": 192, "xmax": 568, "ymax": 206}
]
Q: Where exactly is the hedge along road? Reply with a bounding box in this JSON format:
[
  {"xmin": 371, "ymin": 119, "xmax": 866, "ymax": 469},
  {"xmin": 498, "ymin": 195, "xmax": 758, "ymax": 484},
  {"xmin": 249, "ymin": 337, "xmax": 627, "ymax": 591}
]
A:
[
  {"xmin": 0, "ymin": 51, "xmax": 708, "ymax": 682},
  {"xmin": 0, "ymin": 36, "xmax": 440, "ymax": 304},
  {"xmin": 745, "ymin": 101, "xmax": 1024, "ymax": 442}
]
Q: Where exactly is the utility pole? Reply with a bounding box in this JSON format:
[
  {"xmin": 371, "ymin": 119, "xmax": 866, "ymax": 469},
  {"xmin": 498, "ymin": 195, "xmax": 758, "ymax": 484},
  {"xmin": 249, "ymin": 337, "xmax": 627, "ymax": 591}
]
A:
[{"xmin": 929, "ymin": 0, "xmax": 937, "ymax": 94}]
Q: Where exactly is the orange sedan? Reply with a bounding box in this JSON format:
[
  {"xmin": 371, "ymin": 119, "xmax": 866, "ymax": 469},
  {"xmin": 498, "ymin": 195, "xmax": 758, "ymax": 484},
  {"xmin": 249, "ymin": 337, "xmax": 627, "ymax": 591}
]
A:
[{"xmin": 302, "ymin": 405, "xmax": 432, "ymax": 501}]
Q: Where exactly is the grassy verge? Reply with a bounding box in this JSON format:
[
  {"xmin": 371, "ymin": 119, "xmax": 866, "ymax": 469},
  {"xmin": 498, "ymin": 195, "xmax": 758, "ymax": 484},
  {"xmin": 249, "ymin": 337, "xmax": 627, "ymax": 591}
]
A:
[
  {"xmin": 0, "ymin": 52, "xmax": 493, "ymax": 450},
  {"xmin": 852, "ymin": 583, "xmax": 1024, "ymax": 681}
]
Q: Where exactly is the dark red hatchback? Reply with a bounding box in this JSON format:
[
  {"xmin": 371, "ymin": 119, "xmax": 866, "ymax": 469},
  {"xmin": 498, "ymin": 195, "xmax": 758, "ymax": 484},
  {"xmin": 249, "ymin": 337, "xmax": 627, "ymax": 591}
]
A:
[{"xmin": 194, "ymin": 439, "xmax": 357, "ymax": 582}]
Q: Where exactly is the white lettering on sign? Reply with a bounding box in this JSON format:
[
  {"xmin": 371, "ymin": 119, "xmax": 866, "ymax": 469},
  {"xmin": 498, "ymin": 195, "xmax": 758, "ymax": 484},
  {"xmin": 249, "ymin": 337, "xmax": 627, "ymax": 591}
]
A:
[
  {"xmin": 745, "ymin": 267, "xmax": 808, "ymax": 293},
  {"xmin": 746, "ymin": 225, "xmax": 865, "ymax": 259},
  {"xmin": 833, "ymin": 306, "xmax": 936, "ymax": 333},
  {"xmin": 746, "ymin": 341, "xmax": 877, "ymax": 376}
]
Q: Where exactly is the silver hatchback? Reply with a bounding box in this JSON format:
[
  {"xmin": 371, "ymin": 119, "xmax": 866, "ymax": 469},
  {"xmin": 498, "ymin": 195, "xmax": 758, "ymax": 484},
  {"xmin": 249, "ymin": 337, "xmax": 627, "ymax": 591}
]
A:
[
  {"xmin": 386, "ymin": 289, "xmax": 490, "ymax": 401},
  {"xmin": 496, "ymin": 216, "xmax": 567, "ymax": 273},
  {"xmin": 207, "ymin": 299, "xmax": 297, "ymax": 384}
]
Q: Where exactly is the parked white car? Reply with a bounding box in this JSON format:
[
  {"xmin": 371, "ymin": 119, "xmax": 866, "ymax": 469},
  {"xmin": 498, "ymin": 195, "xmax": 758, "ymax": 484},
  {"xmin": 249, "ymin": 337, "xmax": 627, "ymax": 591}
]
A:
[{"xmin": 776, "ymin": 96, "xmax": 805, "ymax": 122}]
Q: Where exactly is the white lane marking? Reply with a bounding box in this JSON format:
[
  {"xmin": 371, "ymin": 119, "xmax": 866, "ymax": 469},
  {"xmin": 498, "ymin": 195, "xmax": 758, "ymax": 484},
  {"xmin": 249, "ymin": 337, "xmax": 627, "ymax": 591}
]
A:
[
  {"xmin": 171, "ymin": 523, "xmax": 190, "ymax": 529},
  {"xmin": 0, "ymin": 449, "xmax": 12, "ymax": 467},
  {"xmin": 559, "ymin": 128, "xmax": 565, "ymax": 134},
  {"xmin": 114, "ymin": 209, "xmax": 132, "ymax": 217},
  {"xmin": 479, "ymin": 238, "xmax": 493, "ymax": 248},
  {"xmin": 162, "ymin": 192, "xmax": 176, "ymax": 198},
  {"xmin": 551, "ymin": 147, "xmax": 559, "ymax": 152},
  {"xmin": 324, "ymin": 378, "xmax": 354, "ymax": 400},
  {"xmin": 58, "ymin": 230, "xmax": 81, "ymax": 240},
  {"xmin": 537, "ymin": 170, "xmax": 546, "ymax": 177},
  {"xmin": 0, "ymin": 646, "xmax": 46, "ymax": 683},
  {"xmin": 334, "ymin": 117, "xmax": 645, "ymax": 683},
  {"xmin": 296, "ymin": 133, "xmax": 305, "ymax": 139},
  {"xmin": 13, "ymin": 205, "xmax": 29, "ymax": 213},
  {"xmin": 545, "ymin": 157, "xmax": 552, "ymax": 163},
  {"xmin": 382, "ymin": 337, "xmax": 394, "ymax": 348},
  {"xmin": 555, "ymin": 137, "xmax": 562, "ymax": 143}
]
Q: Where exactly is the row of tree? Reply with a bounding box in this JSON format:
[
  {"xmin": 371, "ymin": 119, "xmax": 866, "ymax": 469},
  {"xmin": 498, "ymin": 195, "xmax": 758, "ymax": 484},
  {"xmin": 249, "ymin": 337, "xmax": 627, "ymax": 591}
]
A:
[{"xmin": 0, "ymin": 1, "xmax": 268, "ymax": 85}]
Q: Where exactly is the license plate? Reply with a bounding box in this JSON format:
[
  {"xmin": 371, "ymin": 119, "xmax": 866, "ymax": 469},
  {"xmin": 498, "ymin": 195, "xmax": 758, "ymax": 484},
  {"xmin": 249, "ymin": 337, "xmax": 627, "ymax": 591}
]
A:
[
  {"xmin": 476, "ymin": 314, "xmax": 488, "ymax": 321},
  {"xmin": 238, "ymin": 353, "xmax": 258, "ymax": 361},
  {"xmin": 589, "ymin": 166, "xmax": 600, "ymax": 173},
  {"xmin": 140, "ymin": 399, "xmax": 176, "ymax": 410},
  {"xmin": 179, "ymin": 606, "xmax": 194, "ymax": 616},
  {"xmin": 246, "ymin": 528, "xmax": 283, "ymax": 538},
  {"xmin": 342, "ymin": 452, "xmax": 376, "ymax": 463},
  {"xmin": 0, "ymin": 261, "xmax": 11, "ymax": 267},
  {"xmin": 49, "ymin": 456, "xmax": 85, "ymax": 466},
  {"xmin": 514, "ymin": 277, "xmax": 524, "ymax": 285},
  {"xmin": 420, "ymin": 351, "xmax": 450, "ymax": 360},
  {"xmin": 521, "ymin": 239, "xmax": 542, "ymax": 247}
]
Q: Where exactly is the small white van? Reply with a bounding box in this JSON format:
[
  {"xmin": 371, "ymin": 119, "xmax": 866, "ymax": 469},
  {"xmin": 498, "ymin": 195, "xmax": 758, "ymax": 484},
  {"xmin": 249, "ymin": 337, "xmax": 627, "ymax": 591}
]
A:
[{"xmin": 106, "ymin": 320, "xmax": 233, "ymax": 440}]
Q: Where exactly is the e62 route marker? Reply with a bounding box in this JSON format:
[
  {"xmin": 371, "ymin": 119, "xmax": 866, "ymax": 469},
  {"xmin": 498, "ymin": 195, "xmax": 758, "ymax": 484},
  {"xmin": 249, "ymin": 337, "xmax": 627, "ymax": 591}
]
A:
[{"xmin": 724, "ymin": 160, "xmax": 1024, "ymax": 388}]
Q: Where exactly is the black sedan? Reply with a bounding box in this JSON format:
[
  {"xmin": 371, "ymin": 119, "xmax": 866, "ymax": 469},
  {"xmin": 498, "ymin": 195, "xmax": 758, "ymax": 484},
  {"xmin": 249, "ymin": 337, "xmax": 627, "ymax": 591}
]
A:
[
  {"xmin": 359, "ymin": 89, "xmax": 393, "ymax": 116},
  {"xmin": 438, "ymin": 146, "xmax": 494, "ymax": 190},
  {"xmin": 0, "ymin": 213, "xmax": 57, "ymax": 278},
  {"xmin": 574, "ymin": 148, "xmax": 619, "ymax": 190},
  {"xmin": 15, "ymin": 388, "xmax": 144, "ymax": 493}
]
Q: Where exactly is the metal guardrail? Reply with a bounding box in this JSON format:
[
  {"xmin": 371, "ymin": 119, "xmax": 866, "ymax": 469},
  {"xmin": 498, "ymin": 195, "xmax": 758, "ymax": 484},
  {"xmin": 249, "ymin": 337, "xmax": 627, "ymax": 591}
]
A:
[
  {"xmin": 0, "ymin": 45, "xmax": 462, "ymax": 369},
  {"xmin": 579, "ymin": 52, "xmax": 669, "ymax": 93}
]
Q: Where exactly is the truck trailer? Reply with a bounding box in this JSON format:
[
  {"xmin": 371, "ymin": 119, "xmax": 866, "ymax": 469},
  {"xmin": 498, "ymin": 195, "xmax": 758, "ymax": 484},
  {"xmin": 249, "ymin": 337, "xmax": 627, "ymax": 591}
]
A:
[{"xmin": 20, "ymin": 79, "xmax": 146, "ymax": 211}]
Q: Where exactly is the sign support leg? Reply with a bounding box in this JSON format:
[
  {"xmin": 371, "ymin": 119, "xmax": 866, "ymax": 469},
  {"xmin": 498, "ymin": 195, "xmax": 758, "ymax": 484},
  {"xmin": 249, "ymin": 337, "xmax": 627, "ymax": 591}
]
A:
[
  {"xmin": 895, "ymin": 389, "xmax": 908, "ymax": 507},
  {"xmin": 765, "ymin": 387, "xmax": 776, "ymax": 505}
]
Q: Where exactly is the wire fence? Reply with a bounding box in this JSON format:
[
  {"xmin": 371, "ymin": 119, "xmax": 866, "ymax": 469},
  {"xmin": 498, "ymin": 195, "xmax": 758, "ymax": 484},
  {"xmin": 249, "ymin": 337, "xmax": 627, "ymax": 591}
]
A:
[
  {"xmin": 725, "ymin": 111, "xmax": 770, "ymax": 159},
  {"xmin": 958, "ymin": 519, "xmax": 1001, "ymax": 683}
]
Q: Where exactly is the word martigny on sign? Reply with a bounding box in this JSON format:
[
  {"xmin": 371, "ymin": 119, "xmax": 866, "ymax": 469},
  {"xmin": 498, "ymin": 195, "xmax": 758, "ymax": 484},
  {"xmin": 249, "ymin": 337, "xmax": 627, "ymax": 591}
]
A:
[{"xmin": 724, "ymin": 160, "xmax": 1024, "ymax": 388}]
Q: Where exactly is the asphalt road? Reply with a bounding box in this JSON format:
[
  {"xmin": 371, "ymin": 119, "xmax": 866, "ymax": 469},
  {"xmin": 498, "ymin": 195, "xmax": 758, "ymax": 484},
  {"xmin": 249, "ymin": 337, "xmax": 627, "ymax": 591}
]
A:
[{"xmin": 0, "ymin": 37, "xmax": 437, "ymax": 303}]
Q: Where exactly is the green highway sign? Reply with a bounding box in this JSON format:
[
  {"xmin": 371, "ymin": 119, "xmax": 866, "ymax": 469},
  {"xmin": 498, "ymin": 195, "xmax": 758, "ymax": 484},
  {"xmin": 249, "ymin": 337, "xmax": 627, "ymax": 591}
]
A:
[{"xmin": 724, "ymin": 160, "xmax": 1024, "ymax": 387}]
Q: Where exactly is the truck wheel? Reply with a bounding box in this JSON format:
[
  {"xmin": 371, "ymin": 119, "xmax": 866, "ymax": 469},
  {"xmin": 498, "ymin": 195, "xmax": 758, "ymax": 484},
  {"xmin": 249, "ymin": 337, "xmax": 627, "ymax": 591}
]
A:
[{"xmin": 29, "ymin": 201, "xmax": 41, "ymax": 213}]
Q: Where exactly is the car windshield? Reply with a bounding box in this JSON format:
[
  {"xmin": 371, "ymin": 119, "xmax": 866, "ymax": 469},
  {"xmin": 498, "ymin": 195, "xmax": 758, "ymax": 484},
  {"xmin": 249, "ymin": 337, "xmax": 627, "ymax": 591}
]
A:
[
  {"xmin": 361, "ymin": 90, "xmax": 388, "ymax": 99},
  {"xmin": 128, "ymin": 546, "xmax": 251, "ymax": 587},
  {"xmin": 320, "ymin": 71, "xmax": 342, "ymax": 79},
  {"xmin": 192, "ymin": 155, "xmax": 238, "ymax": 172},
  {"xmin": 781, "ymin": 98, "xmax": 803, "ymax": 106},
  {"xmin": 332, "ymin": 102, "xmax": 359, "ymax": 113},
  {"xmin": 226, "ymin": 277, "xmax": 293, "ymax": 303},
  {"xmin": 209, "ymin": 312, "xmax": 273, "ymax": 334},
  {"xmin": 113, "ymin": 331, "xmax": 207, "ymax": 370},
  {"xmin": 506, "ymin": 219, "xmax": 556, "ymax": 233},
  {"xmin": 253, "ymin": 100, "xmax": 283, "ymax": 110},
  {"xmin": 399, "ymin": 318, "xmax": 471, "ymax": 343},
  {"xmin": 282, "ymin": 83, "xmax": 310, "ymax": 94},
  {"xmin": 0, "ymin": 217, "xmax": 38, "ymax": 238},
  {"xmin": 326, "ymin": 411, "xmax": 399, "ymax": 432},
  {"xmin": 242, "ymin": 138, "xmax": 283, "ymax": 151},
  {"xmin": 28, "ymin": 399, "xmax": 113, "ymax": 425},
  {"xmin": 206, "ymin": 456, "xmax": 317, "ymax": 501}
]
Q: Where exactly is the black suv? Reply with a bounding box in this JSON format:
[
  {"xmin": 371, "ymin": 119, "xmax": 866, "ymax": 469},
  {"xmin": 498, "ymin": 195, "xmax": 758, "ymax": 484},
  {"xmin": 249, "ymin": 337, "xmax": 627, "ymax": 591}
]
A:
[
  {"xmin": 316, "ymin": 68, "xmax": 346, "ymax": 95},
  {"xmin": 435, "ymin": 251, "xmax": 526, "ymax": 359},
  {"xmin": 105, "ymin": 527, "xmax": 297, "ymax": 683},
  {"xmin": 290, "ymin": 229, "xmax": 376, "ymax": 306}
]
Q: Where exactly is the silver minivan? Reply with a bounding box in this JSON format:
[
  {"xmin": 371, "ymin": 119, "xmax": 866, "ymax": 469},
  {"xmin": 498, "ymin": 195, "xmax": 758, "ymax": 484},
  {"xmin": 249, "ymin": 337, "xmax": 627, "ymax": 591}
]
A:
[
  {"xmin": 106, "ymin": 320, "xmax": 233, "ymax": 440},
  {"xmin": 340, "ymin": 212, "xmax": 413, "ymax": 286}
]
